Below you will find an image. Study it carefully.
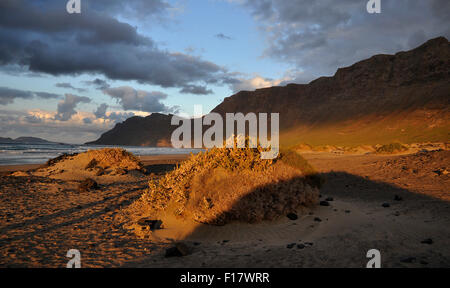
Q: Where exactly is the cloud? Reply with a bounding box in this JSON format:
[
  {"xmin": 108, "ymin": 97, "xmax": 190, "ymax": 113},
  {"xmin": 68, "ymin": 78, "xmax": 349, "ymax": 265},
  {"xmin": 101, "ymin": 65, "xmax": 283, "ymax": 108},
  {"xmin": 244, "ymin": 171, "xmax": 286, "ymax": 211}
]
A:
[
  {"xmin": 94, "ymin": 103, "xmax": 109, "ymax": 119},
  {"xmin": 236, "ymin": 0, "xmax": 450, "ymax": 82},
  {"xmin": 215, "ymin": 33, "xmax": 233, "ymax": 40},
  {"xmin": 0, "ymin": 0, "xmax": 231, "ymax": 92},
  {"xmin": 92, "ymin": 103, "xmax": 136, "ymax": 124},
  {"xmin": 55, "ymin": 94, "xmax": 91, "ymax": 121},
  {"xmin": 103, "ymin": 86, "xmax": 175, "ymax": 113},
  {"xmin": 55, "ymin": 83, "xmax": 87, "ymax": 93},
  {"xmin": 230, "ymin": 74, "xmax": 291, "ymax": 92},
  {"xmin": 83, "ymin": 117, "xmax": 93, "ymax": 124},
  {"xmin": 84, "ymin": 79, "xmax": 111, "ymax": 90},
  {"xmin": 0, "ymin": 86, "xmax": 60, "ymax": 105},
  {"xmin": 24, "ymin": 114, "xmax": 42, "ymax": 124},
  {"xmin": 179, "ymin": 85, "xmax": 214, "ymax": 95},
  {"xmin": 105, "ymin": 111, "xmax": 136, "ymax": 123},
  {"xmin": 84, "ymin": 0, "xmax": 172, "ymax": 21},
  {"xmin": 0, "ymin": 109, "xmax": 114, "ymax": 144}
]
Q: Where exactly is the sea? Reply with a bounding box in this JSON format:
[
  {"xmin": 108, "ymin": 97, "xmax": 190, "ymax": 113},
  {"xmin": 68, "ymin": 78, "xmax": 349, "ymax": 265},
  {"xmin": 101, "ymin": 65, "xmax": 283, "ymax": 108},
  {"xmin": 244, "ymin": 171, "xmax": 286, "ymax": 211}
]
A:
[{"xmin": 0, "ymin": 143, "xmax": 202, "ymax": 166}]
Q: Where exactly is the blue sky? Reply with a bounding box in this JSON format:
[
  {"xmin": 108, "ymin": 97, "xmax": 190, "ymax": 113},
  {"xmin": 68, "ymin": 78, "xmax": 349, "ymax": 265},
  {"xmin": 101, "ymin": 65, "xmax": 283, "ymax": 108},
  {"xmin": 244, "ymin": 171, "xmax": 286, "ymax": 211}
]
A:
[{"xmin": 0, "ymin": 0, "xmax": 448, "ymax": 143}]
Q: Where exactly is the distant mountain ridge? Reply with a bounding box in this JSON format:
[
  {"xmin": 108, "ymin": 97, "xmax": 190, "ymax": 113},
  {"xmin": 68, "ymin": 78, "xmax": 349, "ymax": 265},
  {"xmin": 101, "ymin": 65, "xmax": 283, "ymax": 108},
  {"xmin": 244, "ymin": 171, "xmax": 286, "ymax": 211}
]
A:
[
  {"xmin": 0, "ymin": 137, "xmax": 61, "ymax": 144},
  {"xmin": 88, "ymin": 37, "xmax": 450, "ymax": 147}
]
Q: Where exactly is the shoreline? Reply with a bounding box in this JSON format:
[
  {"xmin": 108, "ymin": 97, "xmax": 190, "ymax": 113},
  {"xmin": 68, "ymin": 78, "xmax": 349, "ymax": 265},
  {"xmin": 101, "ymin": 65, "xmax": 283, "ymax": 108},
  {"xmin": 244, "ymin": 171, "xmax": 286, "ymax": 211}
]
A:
[{"xmin": 0, "ymin": 154, "xmax": 190, "ymax": 174}]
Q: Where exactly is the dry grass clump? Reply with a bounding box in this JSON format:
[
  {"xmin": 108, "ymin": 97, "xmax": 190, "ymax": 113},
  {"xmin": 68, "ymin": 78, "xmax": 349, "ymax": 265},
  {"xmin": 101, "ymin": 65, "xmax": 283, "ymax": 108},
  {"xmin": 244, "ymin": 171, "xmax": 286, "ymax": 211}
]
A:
[
  {"xmin": 376, "ymin": 143, "xmax": 408, "ymax": 154},
  {"xmin": 35, "ymin": 148, "xmax": 146, "ymax": 181},
  {"xmin": 128, "ymin": 147, "xmax": 320, "ymax": 225},
  {"xmin": 81, "ymin": 148, "xmax": 144, "ymax": 171}
]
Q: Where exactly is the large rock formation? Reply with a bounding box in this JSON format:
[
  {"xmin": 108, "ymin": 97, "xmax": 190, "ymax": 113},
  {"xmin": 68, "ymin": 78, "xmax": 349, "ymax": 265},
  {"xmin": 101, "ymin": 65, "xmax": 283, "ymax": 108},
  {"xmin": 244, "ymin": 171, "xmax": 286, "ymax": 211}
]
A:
[
  {"xmin": 88, "ymin": 37, "xmax": 449, "ymax": 147},
  {"xmin": 87, "ymin": 113, "xmax": 176, "ymax": 146}
]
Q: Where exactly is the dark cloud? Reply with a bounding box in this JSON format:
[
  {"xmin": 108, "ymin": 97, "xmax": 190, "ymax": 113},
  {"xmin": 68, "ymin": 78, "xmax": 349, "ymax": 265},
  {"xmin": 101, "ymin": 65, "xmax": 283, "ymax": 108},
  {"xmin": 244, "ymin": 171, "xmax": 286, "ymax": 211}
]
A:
[
  {"xmin": 215, "ymin": 33, "xmax": 233, "ymax": 40},
  {"xmin": 55, "ymin": 94, "xmax": 91, "ymax": 121},
  {"xmin": 0, "ymin": 0, "xmax": 231, "ymax": 92},
  {"xmin": 179, "ymin": 85, "xmax": 214, "ymax": 95},
  {"xmin": 0, "ymin": 86, "xmax": 60, "ymax": 105},
  {"xmin": 103, "ymin": 86, "xmax": 174, "ymax": 113},
  {"xmin": 83, "ymin": 118, "xmax": 93, "ymax": 124},
  {"xmin": 94, "ymin": 103, "xmax": 109, "ymax": 119},
  {"xmin": 55, "ymin": 83, "xmax": 87, "ymax": 93},
  {"xmin": 83, "ymin": 0, "xmax": 171, "ymax": 21},
  {"xmin": 239, "ymin": 0, "xmax": 450, "ymax": 82},
  {"xmin": 106, "ymin": 111, "xmax": 136, "ymax": 123},
  {"xmin": 84, "ymin": 78, "xmax": 111, "ymax": 90},
  {"xmin": 24, "ymin": 115, "xmax": 42, "ymax": 124}
]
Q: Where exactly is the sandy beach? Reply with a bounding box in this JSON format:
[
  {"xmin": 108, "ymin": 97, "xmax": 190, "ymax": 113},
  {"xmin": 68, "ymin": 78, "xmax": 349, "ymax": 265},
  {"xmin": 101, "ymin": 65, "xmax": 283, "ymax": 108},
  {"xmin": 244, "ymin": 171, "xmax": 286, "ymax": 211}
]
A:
[{"xmin": 0, "ymin": 149, "xmax": 448, "ymax": 268}]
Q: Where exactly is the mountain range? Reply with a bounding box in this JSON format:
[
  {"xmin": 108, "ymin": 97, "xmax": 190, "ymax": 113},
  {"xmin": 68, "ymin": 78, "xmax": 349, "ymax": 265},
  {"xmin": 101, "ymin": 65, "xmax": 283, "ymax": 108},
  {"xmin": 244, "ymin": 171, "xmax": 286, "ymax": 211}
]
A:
[
  {"xmin": 88, "ymin": 37, "xmax": 450, "ymax": 148},
  {"xmin": 0, "ymin": 137, "xmax": 61, "ymax": 145}
]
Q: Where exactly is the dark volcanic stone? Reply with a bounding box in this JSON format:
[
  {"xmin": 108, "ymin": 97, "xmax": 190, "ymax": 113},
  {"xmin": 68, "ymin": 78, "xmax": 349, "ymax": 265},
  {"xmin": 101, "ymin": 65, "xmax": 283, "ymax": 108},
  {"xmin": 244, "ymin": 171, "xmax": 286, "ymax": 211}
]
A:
[
  {"xmin": 421, "ymin": 238, "xmax": 433, "ymax": 245},
  {"xmin": 85, "ymin": 159, "xmax": 98, "ymax": 170},
  {"xmin": 297, "ymin": 244, "xmax": 306, "ymax": 249},
  {"xmin": 137, "ymin": 218, "xmax": 163, "ymax": 231},
  {"xmin": 382, "ymin": 203, "xmax": 391, "ymax": 208},
  {"xmin": 165, "ymin": 243, "xmax": 190, "ymax": 257},
  {"xmin": 394, "ymin": 195, "xmax": 403, "ymax": 201},
  {"xmin": 78, "ymin": 178, "xmax": 99, "ymax": 192},
  {"xmin": 325, "ymin": 197, "xmax": 334, "ymax": 202},
  {"xmin": 314, "ymin": 217, "xmax": 322, "ymax": 222},
  {"xmin": 320, "ymin": 201, "xmax": 330, "ymax": 207},
  {"xmin": 400, "ymin": 257, "xmax": 416, "ymax": 263},
  {"xmin": 286, "ymin": 243, "xmax": 296, "ymax": 249},
  {"xmin": 286, "ymin": 213, "xmax": 298, "ymax": 220}
]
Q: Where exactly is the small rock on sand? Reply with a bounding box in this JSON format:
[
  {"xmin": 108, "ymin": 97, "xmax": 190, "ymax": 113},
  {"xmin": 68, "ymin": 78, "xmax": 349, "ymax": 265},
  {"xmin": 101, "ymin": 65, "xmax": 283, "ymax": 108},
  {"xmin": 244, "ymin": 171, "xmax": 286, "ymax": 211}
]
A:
[
  {"xmin": 320, "ymin": 201, "xmax": 330, "ymax": 207},
  {"xmin": 165, "ymin": 243, "xmax": 190, "ymax": 257},
  {"xmin": 286, "ymin": 213, "xmax": 298, "ymax": 220},
  {"xmin": 137, "ymin": 218, "xmax": 163, "ymax": 231},
  {"xmin": 400, "ymin": 257, "xmax": 416, "ymax": 263},
  {"xmin": 421, "ymin": 238, "xmax": 433, "ymax": 245},
  {"xmin": 78, "ymin": 178, "xmax": 99, "ymax": 192}
]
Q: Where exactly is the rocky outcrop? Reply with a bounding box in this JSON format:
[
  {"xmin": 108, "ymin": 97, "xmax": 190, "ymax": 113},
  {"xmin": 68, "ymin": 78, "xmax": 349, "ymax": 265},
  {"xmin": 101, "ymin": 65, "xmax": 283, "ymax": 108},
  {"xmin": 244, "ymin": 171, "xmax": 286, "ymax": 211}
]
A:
[
  {"xmin": 87, "ymin": 113, "xmax": 176, "ymax": 146},
  {"xmin": 88, "ymin": 37, "xmax": 450, "ymax": 147}
]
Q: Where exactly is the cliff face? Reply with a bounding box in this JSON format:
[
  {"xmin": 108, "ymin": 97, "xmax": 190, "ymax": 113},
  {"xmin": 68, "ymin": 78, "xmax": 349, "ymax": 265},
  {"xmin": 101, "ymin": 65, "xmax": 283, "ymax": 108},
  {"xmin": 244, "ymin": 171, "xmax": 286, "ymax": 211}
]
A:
[
  {"xmin": 87, "ymin": 113, "xmax": 176, "ymax": 146},
  {"xmin": 88, "ymin": 37, "xmax": 450, "ymax": 147},
  {"xmin": 212, "ymin": 37, "xmax": 449, "ymax": 127}
]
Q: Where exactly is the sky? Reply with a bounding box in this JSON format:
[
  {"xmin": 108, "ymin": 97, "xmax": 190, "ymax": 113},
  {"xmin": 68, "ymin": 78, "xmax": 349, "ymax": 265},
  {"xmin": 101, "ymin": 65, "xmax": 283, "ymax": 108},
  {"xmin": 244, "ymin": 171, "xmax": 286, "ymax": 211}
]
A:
[{"xmin": 0, "ymin": 0, "xmax": 449, "ymax": 143}]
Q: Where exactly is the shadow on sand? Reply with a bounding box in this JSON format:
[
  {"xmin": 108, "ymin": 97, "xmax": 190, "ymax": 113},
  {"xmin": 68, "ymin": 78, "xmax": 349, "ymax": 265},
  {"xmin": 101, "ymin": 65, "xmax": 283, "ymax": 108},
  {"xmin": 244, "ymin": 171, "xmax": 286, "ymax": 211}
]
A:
[{"xmin": 124, "ymin": 170, "xmax": 450, "ymax": 267}]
